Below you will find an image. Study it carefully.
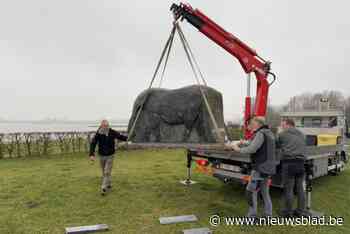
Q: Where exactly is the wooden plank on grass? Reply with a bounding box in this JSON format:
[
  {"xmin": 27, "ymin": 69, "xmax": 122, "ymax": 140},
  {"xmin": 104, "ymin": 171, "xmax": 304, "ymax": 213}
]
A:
[
  {"xmin": 65, "ymin": 224, "xmax": 109, "ymax": 234},
  {"xmin": 183, "ymin": 227, "xmax": 212, "ymax": 234},
  {"xmin": 159, "ymin": 215, "xmax": 198, "ymax": 224}
]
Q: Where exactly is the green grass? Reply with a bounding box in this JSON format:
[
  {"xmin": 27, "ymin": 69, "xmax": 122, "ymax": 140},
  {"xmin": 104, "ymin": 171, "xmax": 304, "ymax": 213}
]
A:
[{"xmin": 0, "ymin": 149, "xmax": 349, "ymax": 234}]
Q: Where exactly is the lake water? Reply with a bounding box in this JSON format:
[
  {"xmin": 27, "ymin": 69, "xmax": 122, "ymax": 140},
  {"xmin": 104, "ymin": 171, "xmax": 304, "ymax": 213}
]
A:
[{"xmin": 0, "ymin": 122, "xmax": 128, "ymax": 134}]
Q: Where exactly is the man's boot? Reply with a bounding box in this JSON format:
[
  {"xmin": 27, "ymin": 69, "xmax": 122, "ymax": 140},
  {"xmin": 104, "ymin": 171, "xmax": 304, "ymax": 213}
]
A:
[{"xmin": 101, "ymin": 188, "xmax": 107, "ymax": 196}]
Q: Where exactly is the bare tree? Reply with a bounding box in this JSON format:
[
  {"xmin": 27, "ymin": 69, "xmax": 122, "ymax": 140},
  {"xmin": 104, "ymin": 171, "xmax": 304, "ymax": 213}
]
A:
[
  {"xmin": 0, "ymin": 134, "xmax": 4, "ymax": 159},
  {"xmin": 345, "ymin": 96, "xmax": 350, "ymax": 121},
  {"xmin": 284, "ymin": 90, "xmax": 345, "ymax": 112},
  {"xmin": 266, "ymin": 105, "xmax": 282, "ymax": 129},
  {"xmin": 0, "ymin": 131, "xmax": 95, "ymax": 159}
]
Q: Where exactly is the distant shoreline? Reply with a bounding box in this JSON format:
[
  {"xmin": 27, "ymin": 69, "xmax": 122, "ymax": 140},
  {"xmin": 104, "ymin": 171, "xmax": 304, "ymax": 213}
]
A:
[
  {"xmin": 0, "ymin": 120, "xmax": 129, "ymax": 124},
  {"xmin": 0, "ymin": 121, "xmax": 128, "ymax": 134},
  {"xmin": 88, "ymin": 124, "xmax": 128, "ymax": 127}
]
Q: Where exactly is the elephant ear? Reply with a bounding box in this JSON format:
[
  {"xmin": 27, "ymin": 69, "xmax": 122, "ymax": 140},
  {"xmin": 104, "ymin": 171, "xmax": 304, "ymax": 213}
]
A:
[
  {"xmin": 159, "ymin": 92, "xmax": 202, "ymax": 125},
  {"xmin": 157, "ymin": 105, "xmax": 181, "ymax": 124}
]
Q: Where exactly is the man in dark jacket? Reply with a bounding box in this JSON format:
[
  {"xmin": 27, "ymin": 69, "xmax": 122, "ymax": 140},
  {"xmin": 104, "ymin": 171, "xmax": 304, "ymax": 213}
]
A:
[
  {"xmin": 277, "ymin": 118, "xmax": 306, "ymax": 217},
  {"xmin": 227, "ymin": 117, "xmax": 278, "ymax": 217},
  {"xmin": 90, "ymin": 119, "xmax": 128, "ymax": 195}
]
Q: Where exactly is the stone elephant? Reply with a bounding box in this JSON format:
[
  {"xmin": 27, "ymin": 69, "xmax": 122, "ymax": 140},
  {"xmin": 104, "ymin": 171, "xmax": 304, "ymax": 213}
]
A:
[{"xmin": 127, "ymin": 85, "xmax": 225, "ymax": 143}]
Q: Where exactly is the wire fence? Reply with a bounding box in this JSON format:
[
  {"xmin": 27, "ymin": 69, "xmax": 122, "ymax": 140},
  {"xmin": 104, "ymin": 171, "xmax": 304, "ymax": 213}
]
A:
[{"xmin": 0, "ymin": 131, "xmax": 96, "ymax": 159}]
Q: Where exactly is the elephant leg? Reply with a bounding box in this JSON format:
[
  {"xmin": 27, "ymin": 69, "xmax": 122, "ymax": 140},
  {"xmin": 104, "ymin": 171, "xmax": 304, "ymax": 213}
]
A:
[
  {"xmin": 148, "ymin": 113, "xmax": 161, "ymax": 142},
  {"xmin": 195, "ymin": 114, "xmax": 207, "ymax": 142},
  {"xmin": 184, "ymin": 113, "xmax": 200, "ymax": 142},
  {"xmin": 182, "ymin": 127, "xmax": 191, "ymax": 142},
  {"xmin": 182, "ymin": 105, "xmax": 200, "ymax": 142}
]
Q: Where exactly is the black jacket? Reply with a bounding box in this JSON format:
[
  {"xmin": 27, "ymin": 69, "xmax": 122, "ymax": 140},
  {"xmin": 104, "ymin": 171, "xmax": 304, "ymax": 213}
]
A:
[
  {"xmin": 89, "ymin": 128, "xmax": 128, "ymax": 156},
  {"xmin": 250, "ymin": 125, "xmax": 278, "ymax": 176}
]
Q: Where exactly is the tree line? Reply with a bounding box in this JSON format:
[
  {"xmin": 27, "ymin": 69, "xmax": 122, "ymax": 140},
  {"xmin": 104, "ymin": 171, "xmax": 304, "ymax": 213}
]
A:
[
  {"xmin": 0, "ymin": 132, "xmax": 95, "ymax": 159},
  {"xmin": 266, "ymin": 90, "xmax": 350, "ymax": 128}
]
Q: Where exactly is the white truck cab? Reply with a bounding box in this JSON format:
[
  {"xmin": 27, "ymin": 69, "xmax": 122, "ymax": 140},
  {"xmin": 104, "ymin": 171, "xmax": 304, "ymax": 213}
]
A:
[{"xmin": 280, "ymin": 110, "xmax": 348, "ymax": 163}]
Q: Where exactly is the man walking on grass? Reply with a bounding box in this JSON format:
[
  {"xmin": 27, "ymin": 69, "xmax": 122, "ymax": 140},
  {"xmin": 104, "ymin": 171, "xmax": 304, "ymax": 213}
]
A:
[{"xmin": 89, "ymin": 119, "xmax": 128, "ymax": 195}]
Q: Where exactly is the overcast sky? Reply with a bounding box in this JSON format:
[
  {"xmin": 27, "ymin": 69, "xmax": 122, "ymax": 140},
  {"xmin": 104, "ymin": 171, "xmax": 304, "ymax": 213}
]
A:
[{"xmin": 0, "ymin": 0, "xmax": 349, "ymax": 121}]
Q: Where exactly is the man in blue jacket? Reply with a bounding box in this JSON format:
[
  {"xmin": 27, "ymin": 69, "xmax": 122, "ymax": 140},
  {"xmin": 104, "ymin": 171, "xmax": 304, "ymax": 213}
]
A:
[{"xmin": 89, "ymin": 120, "xmax": 128, "ymax": 195}]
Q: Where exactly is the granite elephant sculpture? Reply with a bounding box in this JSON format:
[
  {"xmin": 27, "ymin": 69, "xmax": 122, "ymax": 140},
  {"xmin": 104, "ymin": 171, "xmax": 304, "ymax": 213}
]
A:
[{"xmin": 127, "ymin": 85, "xmax": 225, "ymax": 143}]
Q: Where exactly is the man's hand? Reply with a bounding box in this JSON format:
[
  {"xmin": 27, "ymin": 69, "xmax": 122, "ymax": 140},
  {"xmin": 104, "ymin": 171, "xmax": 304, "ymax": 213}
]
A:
[
  {"xmin": 232, "ymin": 144, "xmax": 241, "ymax": 152},
  {"xmin": 224, "ymin": 141, "xmax": 241, "ymax": 151},
  {"xmin": 224, "ymin": 142, "xmax": 233, "ymax": 150},
  {"xmin": 89, "ymin": 155, "xmax": 96, "ymax": 161}
]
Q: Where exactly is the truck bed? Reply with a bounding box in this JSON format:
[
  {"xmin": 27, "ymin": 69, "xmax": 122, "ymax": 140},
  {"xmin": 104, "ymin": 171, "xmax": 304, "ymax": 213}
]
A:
[
  {"xmin": 187, "ymin": 145, "xmax": 343, "ymax": 162},
  {"xmin": 185, "ymin": 145, "xmax": 345, "ymax": 187}
]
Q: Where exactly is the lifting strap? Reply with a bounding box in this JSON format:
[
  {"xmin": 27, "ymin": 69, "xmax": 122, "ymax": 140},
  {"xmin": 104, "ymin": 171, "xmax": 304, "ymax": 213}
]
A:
[
  {"xmin": 158, "ymin": 26, "xmax": 175, "ymax": 88},
  {"xmin": 175, "ymin": 24, "xmax": 207, "ymax": 87},
  {"xmin": 128, "ymin": 22, "xmax": 225, "ymax": 142},
  {"xmin": 175, "ymin": 23, "xmax": 223, "ymax": 141},
  {"xmin": 127, "ymin": 26, "xmax": 176, "ymax": 141}
]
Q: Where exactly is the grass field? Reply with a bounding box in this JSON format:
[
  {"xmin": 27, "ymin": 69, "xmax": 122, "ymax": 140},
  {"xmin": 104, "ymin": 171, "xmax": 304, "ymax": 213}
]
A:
[{"xmin": 0, "ymin": 149, "xmax": 349, "ymax": 234}]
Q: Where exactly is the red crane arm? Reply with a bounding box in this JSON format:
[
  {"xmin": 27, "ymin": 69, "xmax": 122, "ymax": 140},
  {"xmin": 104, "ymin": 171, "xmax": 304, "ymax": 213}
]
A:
[{"xmin": 170, "ymin": 3, "xmax": 275, "ymax": 138}]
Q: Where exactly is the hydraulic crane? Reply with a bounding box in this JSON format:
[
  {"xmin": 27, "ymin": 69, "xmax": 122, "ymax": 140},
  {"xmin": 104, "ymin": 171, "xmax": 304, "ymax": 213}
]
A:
[
  {"xmin": 172, "ymin": 5, "xmax": 347, "ymax": 217},
  {"xmin": 170, "ymin": 3, "xmax": 276, "ymax": 139}
]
